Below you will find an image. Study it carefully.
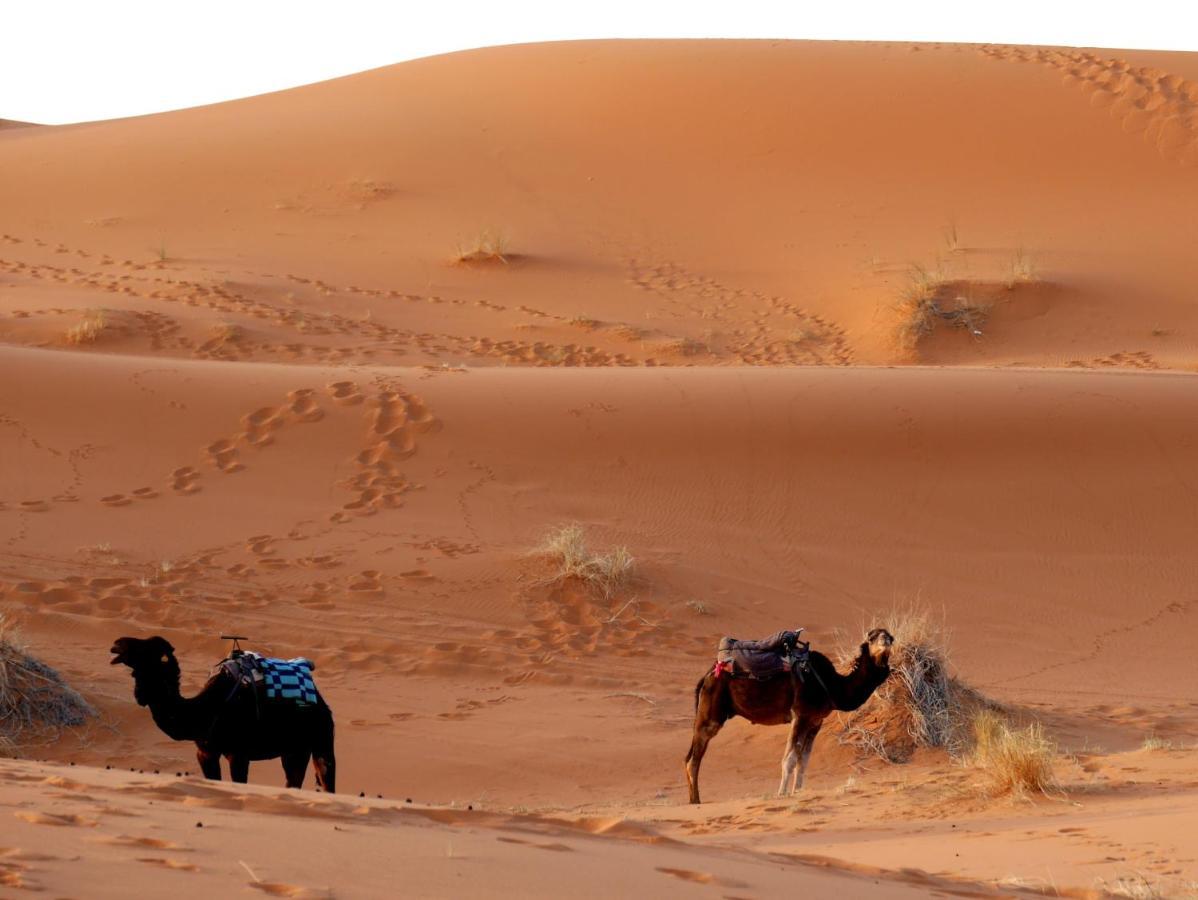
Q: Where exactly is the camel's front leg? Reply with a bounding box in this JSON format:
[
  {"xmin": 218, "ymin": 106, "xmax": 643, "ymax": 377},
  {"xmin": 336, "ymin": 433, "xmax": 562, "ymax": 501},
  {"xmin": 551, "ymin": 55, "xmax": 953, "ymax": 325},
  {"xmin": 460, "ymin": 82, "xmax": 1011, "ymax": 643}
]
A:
[
  {"xmin": 196, "ymin": 746, "xmax": 222, "ymax": 781},
  {"xmin": 778, "ymin": 716, "xmax": 803, "ymax": 797},
  {"xmin": 793, "ymin": 722, "xmax": 823, "ymax": 793},
  {"xmin": 227, "ymin": 755, "xmax": 250, "ymax": 783}
]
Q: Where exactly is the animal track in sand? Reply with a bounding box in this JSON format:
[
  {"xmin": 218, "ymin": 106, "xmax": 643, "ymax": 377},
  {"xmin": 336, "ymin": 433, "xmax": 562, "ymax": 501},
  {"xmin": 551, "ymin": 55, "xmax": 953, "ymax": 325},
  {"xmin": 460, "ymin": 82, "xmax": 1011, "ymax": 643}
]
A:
[
  {"xmin": 326, "ymin": 380, "xmax": 364, "ymax": 405},
  {"xmin": 980, "ymin": 46, "xmax": 1198, "ymax": 166},
  {"xmin": 248, "ymin": 882, "xmax": 332, "ymax": 899},
  {"xmin": 496, "ymin": 836, "xmax": 573, "ymax": 852},
  {"xmin": 0, "ymin": 855, "xmax": 36, "ymax": 890},
  {"xmin": 346, "ymin": 570, "xmax": 384, "ymax": 597},
  {"xmin": 627, "ymin": 259, "xmax": 853, "ymax": 365},
  {"xmin": 1065, "ymin": 351, "xmax": 1160, "ymax": 370},
  {"xmin": 137, "ymin": 857, "xmax": 199, "ymax": 872},
  {"xmin": 171, "ymin": 466, "xmax": 201, "ymax": 494},
  {"xmin": 329, "ymin": 384, "xmax": 440, "ymax": 522},
  {"xmin": 14, "ymin": 811, "xmax": 97, "ymax": 827},
  {"xmin": 206, "ymin": 438, "xmax": 243, "ymax": 473},
  {"xmin": 96, "ymin": 834, "xmax": 186, "ymax": 850}
]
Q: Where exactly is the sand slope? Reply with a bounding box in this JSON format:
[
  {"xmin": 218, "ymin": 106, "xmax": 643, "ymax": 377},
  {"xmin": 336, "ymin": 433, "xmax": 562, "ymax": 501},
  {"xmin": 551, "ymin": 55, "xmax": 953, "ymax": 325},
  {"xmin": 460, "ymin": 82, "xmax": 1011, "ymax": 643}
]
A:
[{"xmin": 2, "ymin": 39, "xmax": 1198, "ymax": 898}]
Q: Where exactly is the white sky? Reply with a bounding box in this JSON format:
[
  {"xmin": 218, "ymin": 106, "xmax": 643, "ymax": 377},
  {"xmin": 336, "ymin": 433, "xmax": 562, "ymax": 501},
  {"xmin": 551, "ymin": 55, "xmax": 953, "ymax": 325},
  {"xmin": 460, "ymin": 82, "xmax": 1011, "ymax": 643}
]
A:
[{"xmin": 4, "ymin": 0, "xmax": 1196, "ymax": 125}]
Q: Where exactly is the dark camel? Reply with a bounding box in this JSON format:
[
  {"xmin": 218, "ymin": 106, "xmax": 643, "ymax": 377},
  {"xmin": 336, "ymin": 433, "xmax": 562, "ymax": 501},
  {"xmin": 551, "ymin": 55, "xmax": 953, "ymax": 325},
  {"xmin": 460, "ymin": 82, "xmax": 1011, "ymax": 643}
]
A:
[
  {"xmin": 684, "ymin": 628, "xmax": 893, "ymax": 804},
  {"xmin": 110, "ymin": 636, "xmax": 336, "ymax": 792}
]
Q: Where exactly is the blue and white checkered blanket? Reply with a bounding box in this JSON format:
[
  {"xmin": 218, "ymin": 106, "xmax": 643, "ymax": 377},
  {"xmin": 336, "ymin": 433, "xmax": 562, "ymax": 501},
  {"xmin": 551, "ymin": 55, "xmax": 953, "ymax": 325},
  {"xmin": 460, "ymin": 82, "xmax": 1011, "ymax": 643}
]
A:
[
  {"xmin": 259, "ymin": 656, "xmax": 318, "ymax": 706},
  {"xmin": 219, "ymin": 652, "xmax": 319, "ymax": 707}
]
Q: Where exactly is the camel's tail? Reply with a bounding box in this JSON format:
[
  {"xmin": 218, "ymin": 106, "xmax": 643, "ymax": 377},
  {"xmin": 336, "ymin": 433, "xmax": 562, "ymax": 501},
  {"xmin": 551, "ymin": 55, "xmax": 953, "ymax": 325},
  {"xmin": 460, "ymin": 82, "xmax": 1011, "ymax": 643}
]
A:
[{"xmin": 693, "ymin": 674, "xmax": 706, "ymax": 711}]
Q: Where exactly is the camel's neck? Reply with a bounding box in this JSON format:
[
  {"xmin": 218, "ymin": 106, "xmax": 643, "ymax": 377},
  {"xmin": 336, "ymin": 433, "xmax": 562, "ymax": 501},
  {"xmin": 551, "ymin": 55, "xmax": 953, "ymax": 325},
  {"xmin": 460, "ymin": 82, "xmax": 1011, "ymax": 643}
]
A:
[
  {"xmin": 137, "ymin": 665, "xmax": 222, "ymax": 742},
  {"xmin": 810, "ymin": 649, "xmax": 889, "ymax": 712}
]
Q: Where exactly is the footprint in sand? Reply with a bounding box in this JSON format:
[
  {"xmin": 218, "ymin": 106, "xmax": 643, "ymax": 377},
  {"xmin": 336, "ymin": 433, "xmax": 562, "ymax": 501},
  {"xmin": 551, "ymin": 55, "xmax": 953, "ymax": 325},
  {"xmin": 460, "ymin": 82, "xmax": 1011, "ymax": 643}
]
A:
[
  {"xmin": 96, "ymin": 834, "xmax": 186, "ymax": 850},
  {"xmin": 326, "ymin": 380, "xmax": 364, "ymax": 405},
  {"xmin": 137, "ymin": 857, "xmax": 199, "ymax": 872},
  {"xmin": 171, "ymin": 466, "xmax": 201, "ymax": 494},
  {"xmin": 14, "ymin": 811, "xmax": 97, "ymax": 827},
  {"xmin": 248, "ymin": 882, "xmax": 332, "ymax": 898},
  {"xmin": 287, "ymin": 388, "xmax": 324, "ymax": 423},
  {"xmin": 206, "ymin": 438, "xmax": 243, "ymax": 473},
  {"xmin": 347, "ymin": 570, "xmax": 383, "ymax": 597}
]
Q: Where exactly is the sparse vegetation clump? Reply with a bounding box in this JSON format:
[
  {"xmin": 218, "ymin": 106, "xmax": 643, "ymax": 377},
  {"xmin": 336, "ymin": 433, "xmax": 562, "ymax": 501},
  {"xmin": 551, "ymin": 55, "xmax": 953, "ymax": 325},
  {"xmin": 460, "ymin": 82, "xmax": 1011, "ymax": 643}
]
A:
[
  {"xmin": 834, "ymin": 605, "xmax": 1061, "ymax": 797},
  {"xmin": 1006, "ymin": 248, "xmax": 1037, "ymax": 289},
  {"xmin": 834, "ymin": 606, "xmax": 990, "ymax": 761},
  {"xmin": 65, "ymin": 309, "xmax": 108, "ymax": 345},
  {"xmin": 455, "ymin": 229, "xmax": 509, "ymax": 264},
  {"xmin": 663, "ymin": 337, "xmax": 708, "ymax": 357},
  {"xmin": 1141, "ymin": 734, "xmax": 1175, "ymax": 751},
  {"xmin": 969, "ymin": 709, "xmax": 1058, "ymax": 796},
  {"xmin": 0, "ymin": 616, "xmax": 95, "ymax": 752},
  {"xmin": 893, "ymin": 265, "xmax": 991, "ymax": 355},
  {"xmin": 531, "ymin": 523, "xmax": 634, "ymax": 599}
]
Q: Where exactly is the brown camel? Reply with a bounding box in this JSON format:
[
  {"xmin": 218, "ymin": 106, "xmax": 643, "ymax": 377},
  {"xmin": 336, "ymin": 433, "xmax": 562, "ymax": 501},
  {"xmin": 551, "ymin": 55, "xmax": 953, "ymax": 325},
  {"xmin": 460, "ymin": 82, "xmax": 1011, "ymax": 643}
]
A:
[
  {"xmin": 684, "ymin": 627, "xmax": 893, "ymax": 804},
  {"xmin": 110, "ymin": 636, "xmax": 336, "ymax": 791}
]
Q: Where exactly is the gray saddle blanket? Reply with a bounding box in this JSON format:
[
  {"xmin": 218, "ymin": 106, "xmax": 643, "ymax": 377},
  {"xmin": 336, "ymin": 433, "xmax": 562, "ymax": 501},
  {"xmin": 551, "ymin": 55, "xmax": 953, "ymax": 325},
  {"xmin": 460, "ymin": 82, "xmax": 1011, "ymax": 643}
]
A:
[{"xmin": 717, "ymin": 629, "xmax": 804, "ymax": 679}]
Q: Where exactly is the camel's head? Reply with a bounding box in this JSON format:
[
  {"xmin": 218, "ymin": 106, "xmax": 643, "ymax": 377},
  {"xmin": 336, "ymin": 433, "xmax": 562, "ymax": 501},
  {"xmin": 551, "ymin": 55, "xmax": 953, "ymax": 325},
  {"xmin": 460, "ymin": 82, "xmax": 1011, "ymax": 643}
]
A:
[
  {"xmin": 863, "ymin": 628, "xmax": 894, "ymax": 669},
  {"xmin": 110, "ymin": 636, "xmax": 179, "ymax": 706}
]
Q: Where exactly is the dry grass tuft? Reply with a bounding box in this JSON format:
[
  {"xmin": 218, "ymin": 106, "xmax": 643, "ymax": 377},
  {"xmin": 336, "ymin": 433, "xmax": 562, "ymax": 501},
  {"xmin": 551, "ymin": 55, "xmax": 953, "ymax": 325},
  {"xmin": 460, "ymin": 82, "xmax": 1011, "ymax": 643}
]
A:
[
  {"xmin": 65, "ymin": 309, "xmax": 108, "ymax": 345},
  {"xmin": 209, "ymin": 321, "xmax": 242, "ymax": 342},
  {"xmin": 455, "ymin": 229, "xmax": 509, "ymax": 264},
  {"xmin": 835, "ymin": 606, "xmax": 991, "ymax": 762},
  {"xmin": 530, "ymin": 523, "xmax": 634, "ymax": 599},
  {"xmin": 969, "ymin": 709, "xmax": 1058, "ymax": 796},
  {"xmin": 0, "ymin": 615, "xmax": 96, "ymax": 752},
  {"xmin": 1006, "ymin": 248, "xmax": 1037, "ymax": 289},
  {"xmin": 1140, "ymin": 734, "xmax": 1175, "ymax": 751},
  {"xmin": 662, "ymin": 337, "xmax": 708, "ymax": 356},
  {"xmin": 1095, "ymin": 872, "xmax": 1170, "ymax": 899},
  {"xmin": 893, "ymin": 265, "xmax": 948, "ymax": 355},
  {"xmin": 893, "ymin": 266, "xmax": 993, "ymax": 355}
]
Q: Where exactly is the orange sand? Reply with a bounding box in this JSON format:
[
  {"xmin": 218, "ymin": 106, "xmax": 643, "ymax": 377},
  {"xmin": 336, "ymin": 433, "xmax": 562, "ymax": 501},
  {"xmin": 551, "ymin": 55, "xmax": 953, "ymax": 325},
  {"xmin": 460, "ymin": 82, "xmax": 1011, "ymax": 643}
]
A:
[{"xmin": 2, "ymin": 40, "xmax": 1197, "ymax": 897}]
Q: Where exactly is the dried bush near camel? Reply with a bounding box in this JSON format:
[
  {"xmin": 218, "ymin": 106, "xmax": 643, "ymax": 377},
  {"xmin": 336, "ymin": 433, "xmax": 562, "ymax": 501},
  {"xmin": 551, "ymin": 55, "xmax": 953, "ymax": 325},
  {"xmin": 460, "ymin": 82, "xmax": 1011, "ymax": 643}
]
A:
[
  {"xmin": 833, "ymin": 607, "xmax": 992, "ymax": 762},
  {"xmin": 0, "ymin": 616, "xmax": 95, "ymax": 751}
]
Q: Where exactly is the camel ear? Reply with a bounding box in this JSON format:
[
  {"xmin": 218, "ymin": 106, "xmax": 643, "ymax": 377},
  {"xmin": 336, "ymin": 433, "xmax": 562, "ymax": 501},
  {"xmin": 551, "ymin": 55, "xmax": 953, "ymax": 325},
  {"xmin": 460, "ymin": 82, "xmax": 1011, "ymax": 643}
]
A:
[{"xmin": 149, "ymin": 636, "xmax": 175, "ymax": 657}]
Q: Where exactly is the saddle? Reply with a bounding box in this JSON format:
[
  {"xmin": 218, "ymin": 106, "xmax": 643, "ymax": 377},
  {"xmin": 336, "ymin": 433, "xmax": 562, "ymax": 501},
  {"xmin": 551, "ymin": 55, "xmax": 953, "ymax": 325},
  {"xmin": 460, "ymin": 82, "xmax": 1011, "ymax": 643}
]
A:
[
  {"xmin": 714, "ymin": 628, "xmax": 810, "ymax": 680},
  {"xmin": 215, "ymin": 650, "xmax": 319, "ymax": 709}
]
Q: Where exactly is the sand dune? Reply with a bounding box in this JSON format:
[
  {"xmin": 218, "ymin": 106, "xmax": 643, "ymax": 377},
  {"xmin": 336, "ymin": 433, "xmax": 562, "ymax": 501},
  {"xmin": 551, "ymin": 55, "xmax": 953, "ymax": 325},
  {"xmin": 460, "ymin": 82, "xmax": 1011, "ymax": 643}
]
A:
[{"xmin": 2, "ymin": 39, "xmax": 1198, "ymax": 897}]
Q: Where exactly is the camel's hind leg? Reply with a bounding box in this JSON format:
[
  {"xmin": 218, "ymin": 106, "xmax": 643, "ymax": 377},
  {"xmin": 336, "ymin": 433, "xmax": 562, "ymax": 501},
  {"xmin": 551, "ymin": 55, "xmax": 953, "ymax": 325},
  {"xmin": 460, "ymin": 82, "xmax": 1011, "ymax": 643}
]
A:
[
  {"xmin": 685, "ymin": 675, "xmax": 727, "ymax": 805},
  {"xmin": 281, "ymin": 750, "xmax": 311, "ymax": 789},
  {"xmin": 311, "ymin": 749, "xmax": 335, "ymax": 793},
  {"xmin": 309, "ymin": 703, "xmax": 336, "ymax": 793}
]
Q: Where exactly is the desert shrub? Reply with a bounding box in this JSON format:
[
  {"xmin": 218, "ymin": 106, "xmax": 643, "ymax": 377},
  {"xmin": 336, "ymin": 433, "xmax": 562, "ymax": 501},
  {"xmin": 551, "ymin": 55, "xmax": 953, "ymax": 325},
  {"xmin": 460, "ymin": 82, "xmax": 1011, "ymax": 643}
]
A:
[
  {"xmin": 531, "ymin": 524, "xmax": 634, "ymax": 599},
  {"xmin": 1140, "ymin": 735, "xmax": 1174, "ymax": 751},
  {"xmin": 1006, "ymin": 248, "xmax": 1037, "ymax": 289},
  {"xmin": 455, "ymin": 229, "xmax": 508, "ymax": 264},
  {"xmin": 0, "ymin": 616, "xmax": 95, "ymax": 752},
  {"xmin": 835, "ymin": 606, "xmax": 990, "ymax": 761},
  {"xmin": 970, "ymin": 709, "xmax": 1058, "ymax": 796},
  {"xmin": 893, "ymin": 265, "xmax": 994, "ymax": 354},
  {"xmin": 65, "ymin": 309, "xmax": 108, "ymax": 345}
]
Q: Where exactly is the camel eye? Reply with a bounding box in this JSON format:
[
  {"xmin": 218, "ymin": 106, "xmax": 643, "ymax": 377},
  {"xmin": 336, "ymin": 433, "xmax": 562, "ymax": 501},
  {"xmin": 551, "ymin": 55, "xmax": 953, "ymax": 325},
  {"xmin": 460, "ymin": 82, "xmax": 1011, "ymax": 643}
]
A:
[{"xmin": 160, "ymin": 654, "xmax": 170, "ymax": 663}]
